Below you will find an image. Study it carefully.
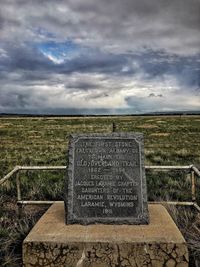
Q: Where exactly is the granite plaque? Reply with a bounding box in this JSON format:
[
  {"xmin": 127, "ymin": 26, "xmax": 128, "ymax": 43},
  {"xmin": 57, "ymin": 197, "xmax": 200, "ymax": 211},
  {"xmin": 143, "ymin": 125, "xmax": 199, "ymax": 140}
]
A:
[{"xmin": 65, "ymin": 133, "xmax": 149, "ymax": 225}]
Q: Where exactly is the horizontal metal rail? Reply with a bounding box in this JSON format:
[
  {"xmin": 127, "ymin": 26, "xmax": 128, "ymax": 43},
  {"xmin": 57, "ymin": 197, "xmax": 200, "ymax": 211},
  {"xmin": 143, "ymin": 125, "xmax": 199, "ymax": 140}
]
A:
[
  {"xmin": 1, "ymin": 164, "xmax": 199, "ymax": 186},
  {"xmin": 19, "ymin": 166, "xmax": 66, "ymax": 171},
  {"xmin": 1, "ymin": 164, "xmax": 200, "ymax": 215},
  {"xmin": 145, "ymin": 165, "xmax": 193, "ymax": 170},
  {"xmin": 17, "ymin": 200, "xmax": 56, "ymax": 205},
  {"xmin": 1, "ymin": 164, "xmax": 197, "ymax": 185},
  {"xmin": 149, "ymin": 201, "xmax": 198, "ymax": 206},
  {"xmin": 0, "ymin": 166, "xmax": 66, "ymax": 186},
  {"xmin": 18, "ymin": 200, "xmax": 197, "ymax": 206},
  {"xmin": 17, "ymin": 200, "xmax": 200, "ymax": 211}
]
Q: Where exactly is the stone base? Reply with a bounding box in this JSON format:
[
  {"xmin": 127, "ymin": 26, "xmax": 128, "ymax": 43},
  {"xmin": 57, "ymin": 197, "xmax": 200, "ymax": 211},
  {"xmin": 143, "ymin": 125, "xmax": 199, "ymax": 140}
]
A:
[{"xmin": 23, "ymin": 202, "xmax": 188, "ymax": 267}]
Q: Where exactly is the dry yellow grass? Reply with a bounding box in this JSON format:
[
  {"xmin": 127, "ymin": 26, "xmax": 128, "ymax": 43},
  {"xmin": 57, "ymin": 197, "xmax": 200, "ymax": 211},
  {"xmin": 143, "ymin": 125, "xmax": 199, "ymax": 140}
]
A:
[
  {"xmin": 150, "ymin": 133, "xmax": 170, "ymax": 136},
  {"xmin": 137, "ymin": 124, "xmax": 158, "ymax": 129}
]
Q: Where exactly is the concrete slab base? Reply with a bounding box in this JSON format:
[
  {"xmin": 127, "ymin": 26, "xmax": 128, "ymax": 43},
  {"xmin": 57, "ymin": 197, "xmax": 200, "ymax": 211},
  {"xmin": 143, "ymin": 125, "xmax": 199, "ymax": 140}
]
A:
[{"xmin": 23, "ymin": 202, "xmax": 188, "ymax": 267}]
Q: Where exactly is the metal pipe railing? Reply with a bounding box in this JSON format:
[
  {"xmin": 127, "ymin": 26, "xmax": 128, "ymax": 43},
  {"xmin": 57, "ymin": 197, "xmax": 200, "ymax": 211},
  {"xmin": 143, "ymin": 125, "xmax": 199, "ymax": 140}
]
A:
[
  {"xmin": 0, "ymin": 164, "xmax": 200, "ymax": 215},
  {"xmin": 145, "ymin": 165, "xmax": 192, "ymax": 170},
  {"xmin": 19, "ymin": 166, "xmax": 66, "ymax": 171},
  {"xmin": 191, "ymin": 165, "xmax": 200, "ymax": 177},
  {"xmin": 0, "ymin": 166, "xmax": 20, "ymax": 186},
  {"xmin": 1, "ymin": 164, "xmax": 196, "ymax": 186}
]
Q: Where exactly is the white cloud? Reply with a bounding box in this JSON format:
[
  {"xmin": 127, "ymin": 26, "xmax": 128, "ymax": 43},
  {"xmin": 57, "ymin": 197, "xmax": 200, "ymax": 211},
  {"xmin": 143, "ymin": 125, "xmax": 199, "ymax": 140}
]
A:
[{"xmin": 0, "ymin": 0, "xmax": 199, "ymax": 114}]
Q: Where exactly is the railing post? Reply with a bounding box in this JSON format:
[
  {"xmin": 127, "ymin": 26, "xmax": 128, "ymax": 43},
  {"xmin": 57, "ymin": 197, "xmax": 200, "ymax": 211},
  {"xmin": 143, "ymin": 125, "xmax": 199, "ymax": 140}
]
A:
[
  {"xmin": 191, "ymin": 170, "xmax": 196, "ymax": 202},
  {"xmin": 16, "ymin": 171, "xmax": 23, "ymax": 217},
  {"xmin": 112, "ymin": 122, "xmax": 116, "ymax": 132}
]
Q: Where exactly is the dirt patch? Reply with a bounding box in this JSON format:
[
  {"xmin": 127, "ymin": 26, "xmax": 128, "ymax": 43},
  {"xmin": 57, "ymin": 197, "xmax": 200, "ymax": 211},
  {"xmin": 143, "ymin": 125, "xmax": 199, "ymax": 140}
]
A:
[
  {"xmin": 137, "ymin": 124, "xmax": 158, "ymax": 129},
  {"xmin": 4, "ymin": 199, "xmax": 48, "ymax": 215},
  {"xmin": 156, "ymin": 120, "xmax": 166, "ymax": 124},
  {"xmin": 150, "ymin": 133, "xmax": 170, "ymax": 136},
  {"xmin": 0, "ymin": 123, "xmax": 13, "ymax": 128},
  {"xmin": 28, "ymin": 135, "xmax": 41, "ymax": 138}
]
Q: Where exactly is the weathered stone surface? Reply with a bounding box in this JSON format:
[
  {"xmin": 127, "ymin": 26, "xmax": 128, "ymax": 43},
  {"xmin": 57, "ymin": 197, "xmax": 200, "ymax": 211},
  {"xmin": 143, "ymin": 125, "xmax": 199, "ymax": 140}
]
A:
[
  {"xmin": 65, "ymin": 133, "xmax": 149, "ymax": 225},
  {"xmin": 23, "ymin": 202, "xmax": 188, "ymax": 267}
]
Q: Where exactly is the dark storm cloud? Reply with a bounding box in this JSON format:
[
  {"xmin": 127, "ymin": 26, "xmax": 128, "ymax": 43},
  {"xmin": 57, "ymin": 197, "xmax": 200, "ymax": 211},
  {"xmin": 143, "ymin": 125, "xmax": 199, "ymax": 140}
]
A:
[
  {"xmin": 0, "ymin": 90, "xmax": 31, "ymax": 109},
  {"xmin": 148, "ymin": 93, "xmax": 163, "ymax": 98},
  {"xmin": 1, "ymin": 0, "xmax": 199, "ymax": 54},
  {"xmin": 134, "ymin": 51, "xmax": 200, "ymax": 91},
  {"xmin": 0, "ymin": 0, "xmax": 199, "ymax": 113},
  {"xmin": 65, "ymin": 81, "xmax": 101, "ymax": 90},
  {"xmin": 2, "ymin": 41, "xmax": 199, "ymax": 88}
]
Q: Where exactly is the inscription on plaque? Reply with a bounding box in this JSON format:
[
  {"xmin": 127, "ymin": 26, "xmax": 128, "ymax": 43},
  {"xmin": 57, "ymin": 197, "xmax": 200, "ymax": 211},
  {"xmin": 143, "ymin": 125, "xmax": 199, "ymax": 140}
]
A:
[{"xmin": 65, "ymin": 133, "xmax": 149, "ymax": 225}]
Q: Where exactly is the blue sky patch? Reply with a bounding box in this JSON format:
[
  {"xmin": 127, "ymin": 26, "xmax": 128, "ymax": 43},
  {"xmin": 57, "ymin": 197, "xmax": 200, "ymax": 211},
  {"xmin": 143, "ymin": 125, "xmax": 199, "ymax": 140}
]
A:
[{"xmin": 37, "ymin": 41, "xmax": 80, "ymax": 63}]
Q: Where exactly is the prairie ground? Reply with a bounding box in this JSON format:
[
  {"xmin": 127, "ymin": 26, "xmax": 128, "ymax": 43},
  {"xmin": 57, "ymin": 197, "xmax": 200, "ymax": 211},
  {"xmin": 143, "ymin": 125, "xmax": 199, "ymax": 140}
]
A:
[
  {"xmin": 0, "ymin": 115, "xmax": 200, "ymax": 266},
  {"xmin": 1, "ymin": 115, "xmax": 200, "ymax": 201}
]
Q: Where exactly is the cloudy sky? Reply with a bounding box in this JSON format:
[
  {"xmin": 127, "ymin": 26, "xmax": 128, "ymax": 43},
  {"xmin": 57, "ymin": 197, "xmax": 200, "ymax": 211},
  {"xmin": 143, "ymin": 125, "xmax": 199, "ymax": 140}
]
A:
[{"xmin": 0, "ymin": 0, "xmax": 200, "ymax": 114}]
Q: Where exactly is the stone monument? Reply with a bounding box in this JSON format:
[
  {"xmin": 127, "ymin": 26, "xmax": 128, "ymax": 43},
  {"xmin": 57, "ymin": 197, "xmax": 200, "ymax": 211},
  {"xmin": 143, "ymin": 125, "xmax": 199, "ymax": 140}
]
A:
[
  {"xmin": 65, "ymin": 133, "xmax": 149, "ymax": 225},
  {"xmin": 23, "ymin": 132, "xmax": 188, "ymax": 267}
]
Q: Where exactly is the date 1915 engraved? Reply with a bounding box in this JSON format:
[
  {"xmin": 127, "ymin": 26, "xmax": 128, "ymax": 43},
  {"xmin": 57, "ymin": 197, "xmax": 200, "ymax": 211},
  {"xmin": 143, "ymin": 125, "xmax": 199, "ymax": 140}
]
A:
[{"xmin": 66, "ymin": 133, "xmax": 149, "ymax": 225}]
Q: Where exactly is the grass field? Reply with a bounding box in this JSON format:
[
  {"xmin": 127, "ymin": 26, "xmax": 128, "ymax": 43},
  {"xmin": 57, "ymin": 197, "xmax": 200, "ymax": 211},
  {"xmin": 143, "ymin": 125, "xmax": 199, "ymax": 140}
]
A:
[
  {"xmin": 1, "ymin": 115, "xmax": 200, "ymax": 201},
  {"xmin": 0, "ymin": 115, "xmax": 200, "ymax": 266}
]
